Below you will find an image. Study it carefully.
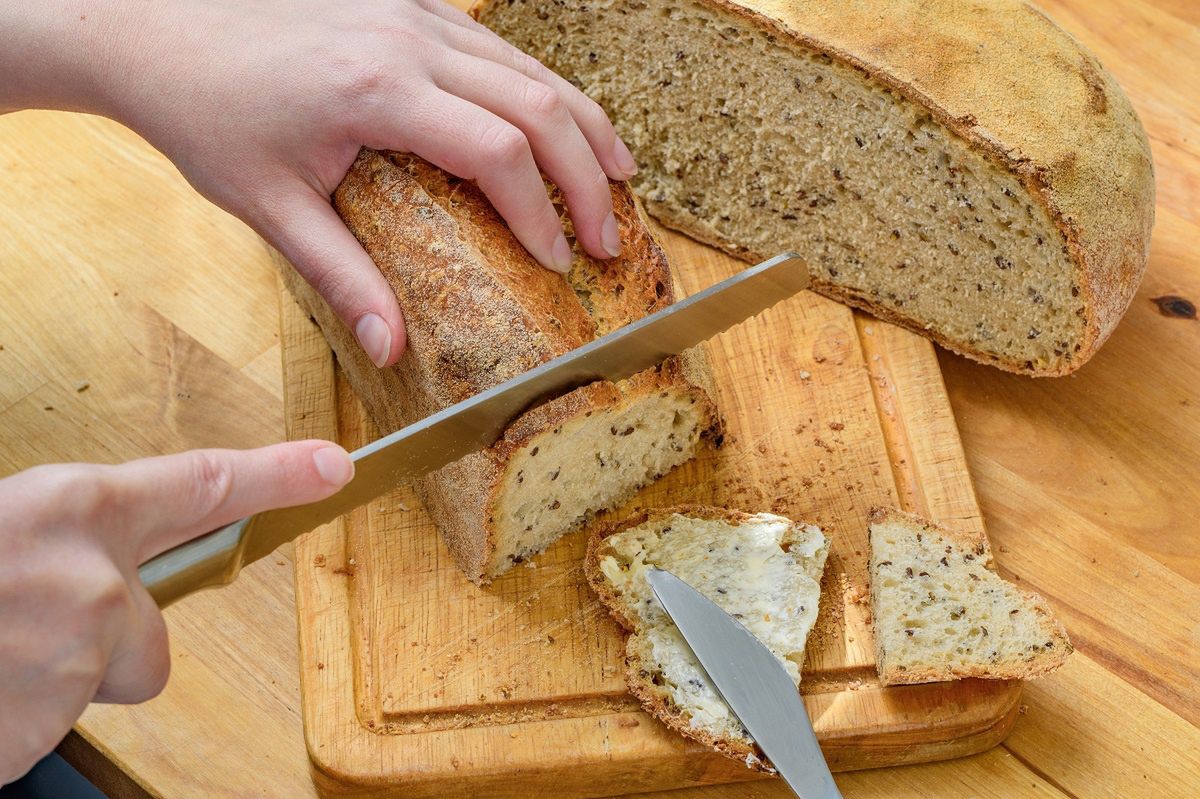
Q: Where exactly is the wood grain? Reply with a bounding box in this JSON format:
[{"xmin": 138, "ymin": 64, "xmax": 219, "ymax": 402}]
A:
[
  {"xmin": 283, "ymin": 220, "xmax": 1020, "ymax": 795},
  {"xmin": 0, "ymin": 0, "xmax": 1193, "ymax": 797}
]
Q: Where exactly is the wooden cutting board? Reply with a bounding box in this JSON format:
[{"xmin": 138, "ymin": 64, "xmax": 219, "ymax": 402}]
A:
[{"xmin": 278, "ymin": 222, "xmax": 1019, "ymax": 798}]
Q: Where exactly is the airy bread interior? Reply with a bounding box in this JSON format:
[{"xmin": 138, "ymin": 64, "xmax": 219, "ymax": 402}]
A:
[
  {"xmin": 480, "ymin": 0, "xmax": 1088, "ymax": 373},
  {"xmin": 491, "ymin": 392, "xmax": 711, "ymax": 572},
  {"xmin": 868, "ymin": 508, "xmax": 1072, "ymax": 684},
  {"xmin": 587, "ymin": 507, "xmax": 828, "ymax": 769}
]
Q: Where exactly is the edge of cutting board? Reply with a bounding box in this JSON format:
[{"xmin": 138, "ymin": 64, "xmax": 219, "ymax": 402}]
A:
[{"xmin": 277, "ymin": 248, "xmax": 1021, "ymax": 798}]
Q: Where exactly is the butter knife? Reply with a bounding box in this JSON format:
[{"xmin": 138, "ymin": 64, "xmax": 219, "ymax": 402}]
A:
[
  {"xmin": 646, "ymin": 567, "xmax": 842, "ymax": 799},
  {"xmin": 140, "ymin": 253, "xmax": 809, "ymax": 607}
]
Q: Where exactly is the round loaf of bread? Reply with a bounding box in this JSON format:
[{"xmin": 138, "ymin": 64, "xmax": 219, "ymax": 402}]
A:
[{"xmin": 476, "ymin": 0, "xmax": 1155, "ymax": 375}]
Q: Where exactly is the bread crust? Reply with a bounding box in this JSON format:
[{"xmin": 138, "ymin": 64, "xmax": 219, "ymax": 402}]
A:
[
  {"xmin": 474, "ymin": 0, "xmax": 1155, "ymax": 376},
  {"xmin": 867, "ymin": 506, "xmax": 1073, "ymax": 684},
  {"xmin": 281, "ymin": 150, "xmax": 719, "ymax": 582}
]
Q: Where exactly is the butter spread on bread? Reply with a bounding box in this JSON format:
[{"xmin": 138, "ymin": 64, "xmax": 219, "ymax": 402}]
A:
[{"xmin": 586, "ymin": 505, "xmax": 828, "ymax": 770}]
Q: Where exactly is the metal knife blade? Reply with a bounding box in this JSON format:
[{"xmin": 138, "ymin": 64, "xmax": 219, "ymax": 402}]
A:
[
  {"xmin": 646, "ymin": 568, "xmax": 841, "ymax": 799},
  {"xmin": 140, "ymin": 253, "xmax": 809, "ymax": 606}
]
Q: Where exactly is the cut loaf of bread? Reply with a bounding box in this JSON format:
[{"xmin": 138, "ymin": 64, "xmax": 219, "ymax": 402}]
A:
[
  {"xmin": 868, "ymin": 507, "xmax": 1072, "ymax": 684},
  {"xmin": 586, "ymin": 506, "xmax": 829, "ymax": 770},
  {"xmin": 476, "ymin": 0, "xmax": 1155, "ymax": 375},
  {"xmin": 279, "ymin": 150, "xmax": 720, "ymax": 583}
]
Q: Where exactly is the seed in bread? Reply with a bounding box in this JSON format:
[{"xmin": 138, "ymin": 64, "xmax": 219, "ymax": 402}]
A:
[
  {"xmin": 475, "ymin": 0, "xmax": 1155, "ymax": 376},
  {"xmin": 278, "ymin": 150, "xmax": 721, "ymax": 583},
  {"xmin": 586, "ymin": 506, "xmax": 829, "ymax": 770},
  {"xmin": 868, "ymin": 507, "xmax": 1072, "ymax": 685}
]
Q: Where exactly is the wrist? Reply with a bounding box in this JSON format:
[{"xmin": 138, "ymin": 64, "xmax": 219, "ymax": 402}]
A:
[{"xmin": 0, "ymin": 0, "xmax": 149, "ymax": 119}]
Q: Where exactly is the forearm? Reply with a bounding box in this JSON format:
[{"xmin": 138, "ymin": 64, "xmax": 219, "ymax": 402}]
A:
[{"xmin": 0, "ymin": 0, "xmax": 146, "ymax": 118}]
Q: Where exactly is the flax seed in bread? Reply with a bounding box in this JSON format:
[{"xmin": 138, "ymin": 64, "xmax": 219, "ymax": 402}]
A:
[
  {"xmin": 868, "ymin": 507, "xmax": 1072, "ymax": 684},
  {"xmin": 475, "ymin": 0, "xmax": 1155, "ymax": 376},
  {"xmin": 278, "ymin": 150, "xmax": 721, "ymax": 583},
  {"xmin": 586, "ymin": 506, "xmax": 829, "ymax": 770}
]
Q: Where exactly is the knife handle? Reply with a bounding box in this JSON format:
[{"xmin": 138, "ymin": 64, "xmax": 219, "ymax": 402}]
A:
[{"xmin": 138, "ymin": 517, "xmax": 252, "ymax": 608}]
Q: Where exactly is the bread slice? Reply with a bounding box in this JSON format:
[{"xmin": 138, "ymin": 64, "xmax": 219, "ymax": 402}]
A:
[
  {"xmin": 475, "ymin": 0, "xmax": 1155, "ymax": 376},
  {"xmin": 868, "ymin": 507, "xmax": 1071, "ymax": 685},
  {"xmin": 278, "ymin": 150, "xmax": 721, "ymax": 583},
  {"xmin": 586, "ymin": 506, "xmax": 829, "ymax": 770}
]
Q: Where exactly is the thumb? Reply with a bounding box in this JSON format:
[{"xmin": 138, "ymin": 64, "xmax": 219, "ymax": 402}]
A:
[
  {"xmin": 265, "ymin": 185, "xmax": 407, "ymax": 367},
  {"xmin": 107, "ymin": 441, "xmax": 354, "ymax": 565}
]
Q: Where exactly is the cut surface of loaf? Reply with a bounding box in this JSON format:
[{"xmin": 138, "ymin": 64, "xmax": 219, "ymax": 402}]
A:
[
  {"xmin": 476, "ymin": 0, "xmax": 1155, "ymax": 375},
  {"xmin": 868, "ymin": 507, "xmax": 1072, "ymax": 684},
  {"xmin": 279, "ymin": 150, "xmax": 720, "ymax": 583},
  {"xmin": 586, "ymin": 506, "xmax": 828, "ymax": 770}
]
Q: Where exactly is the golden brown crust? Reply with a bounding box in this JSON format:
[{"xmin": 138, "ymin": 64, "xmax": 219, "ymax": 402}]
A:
[
  {"xmin": 285, "ymin": 150, "xmax": 719, "ymax": 582},
  {"xmin": 474, "ymin": 0, "xmax": 1155, "ymax": 376},
  {"xmin": 867, "ymin": 506, "xmax": 1073, "ymax": 684}
]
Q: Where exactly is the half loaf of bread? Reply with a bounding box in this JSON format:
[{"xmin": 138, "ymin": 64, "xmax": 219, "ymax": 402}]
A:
[
  {"xmin": 868, "ymin": 507, "xmax": 1072, "ymax": 684},
  {"xmin": 586, "ymin": 505, "xmax": 829, "ymax": 770},
  {"xmin": 476, "ymin": 0, "xmax": 1155, "ymax": 375},
  {"xmin": 279, "ymin": 150, "xmax": 720, "ymax": 583}
]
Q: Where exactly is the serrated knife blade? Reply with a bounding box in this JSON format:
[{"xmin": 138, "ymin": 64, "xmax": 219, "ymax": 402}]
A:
[
  {"xmin": 140, "ymin": 253, "xmax": 809, "ymax": 606},
  {"xmin": 646, "ymin": 567, "xmax": 842, "ymax": 799}
]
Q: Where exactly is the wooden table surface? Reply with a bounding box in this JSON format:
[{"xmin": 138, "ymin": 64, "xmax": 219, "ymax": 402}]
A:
[{"xmin": 0, "ymin": 1, "xmax": 1196, "ymax": 797}]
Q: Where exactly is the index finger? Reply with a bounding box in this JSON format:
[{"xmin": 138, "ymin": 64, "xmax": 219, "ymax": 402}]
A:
[{"xmin": 108, "ymin": 441, "xmax": 354, "ymax": 565}]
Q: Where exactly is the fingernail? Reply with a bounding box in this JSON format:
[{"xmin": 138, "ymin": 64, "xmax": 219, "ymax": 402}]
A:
[
  {"xmin": 601, "ymin": 213, "xmax": 621, "ymax": 258},
  {"xmin": 313, "ymin": 445, "xmax": 354, "ymax": 487},
  {"xmin": 355, "ymin": 313, "xmax": 391, "ymax": 368},
  {"xmin": 612, "ymin": 136, "xmax": 638, "ymax": 178},
  {"xmin": 551, "ymin": 234, "xmax": 574, "ymax": 274}
]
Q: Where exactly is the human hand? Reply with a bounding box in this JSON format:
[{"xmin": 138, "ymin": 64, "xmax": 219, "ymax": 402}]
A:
[
  {"xmin": 97, "ymin": 0, "xmax": 636, "ymax": 367},
  {"xmin": 0, "ymin": 441, "xmax": 354, "ymax": 784}
]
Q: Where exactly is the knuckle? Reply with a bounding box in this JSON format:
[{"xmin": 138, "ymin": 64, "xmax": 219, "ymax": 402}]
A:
[
  {"xmin": 508, "ymin": 48, "xmax": 547, "ymax": 79},
  {"xmin": 581, "ymin": 97, "xmax": 612, "ymax": 129},
  {"xmin": 310, "ymin": 266, "xmax": 351, "ymax": 312},
  {"xmin": 182, "ymin": 450, "xmax": 235, "ymax": 521},
  {"xmin": 36, "ymin": 464, "xmax": 119, "ymax": 525},
  {"xmin": 477, "ymin": 124, "xmax": 529, "ymax": 167},
  {"xmin": 340, "ymin": 58, "xmax": 390, "ymax": 105},
  {"xmin": 586, "ymin": 165, "xmax": 611, "ymax": 191},
  {"xmin": 76, "ymin": 640, "xmax": 115, "ymax": 683},
  {"xmin": 520, "ymin": 82, "xmax": 565, "ymax": 124},
  {"xmin": 89, "ymin": 569, "xmax": 134, "ymax": 618}
]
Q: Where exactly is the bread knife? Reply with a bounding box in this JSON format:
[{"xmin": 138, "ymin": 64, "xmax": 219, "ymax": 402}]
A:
[
  {"xmin": 646, "ymin": 568, "xmax": 842, "ymax": 799},
  {"xmin": 140, "ymin": 253, "xmax": 809, "ymax": 607}
]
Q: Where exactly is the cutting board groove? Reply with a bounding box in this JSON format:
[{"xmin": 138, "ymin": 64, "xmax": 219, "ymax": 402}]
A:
[{"xmin": 280, "ymin": 223, "xmax": 1019, "ymax": 798}]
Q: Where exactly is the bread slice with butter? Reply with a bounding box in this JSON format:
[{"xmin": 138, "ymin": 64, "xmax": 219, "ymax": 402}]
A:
[
  {"xmin": 868, "ymin": 507, "xmax": 1072, "ymax": 684},
  {"xmin": 585, "ymin": 506, "xmax": 829, "ymax": 770}
]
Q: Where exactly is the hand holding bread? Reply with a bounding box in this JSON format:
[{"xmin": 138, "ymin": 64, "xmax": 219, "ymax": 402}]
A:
[
  {"xmin": 0, "ymin": 442, "xmax": 353, "ymax": 784},
  {"xmin": 0, "ymin": 0, "xmax": 635, "ymax": 368}
]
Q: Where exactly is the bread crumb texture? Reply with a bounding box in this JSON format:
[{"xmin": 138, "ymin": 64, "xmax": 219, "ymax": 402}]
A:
[
  {"xmin": 586, "ymin": 506, "xmax": 828, "ymax": 769},
  {"xmin": 477, "ymin": 0, "xmax": 1154, "ymax": 375},
  {"xmin": 868, "ymin": 507, "xmax": 1072, "ymax": 684}
]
